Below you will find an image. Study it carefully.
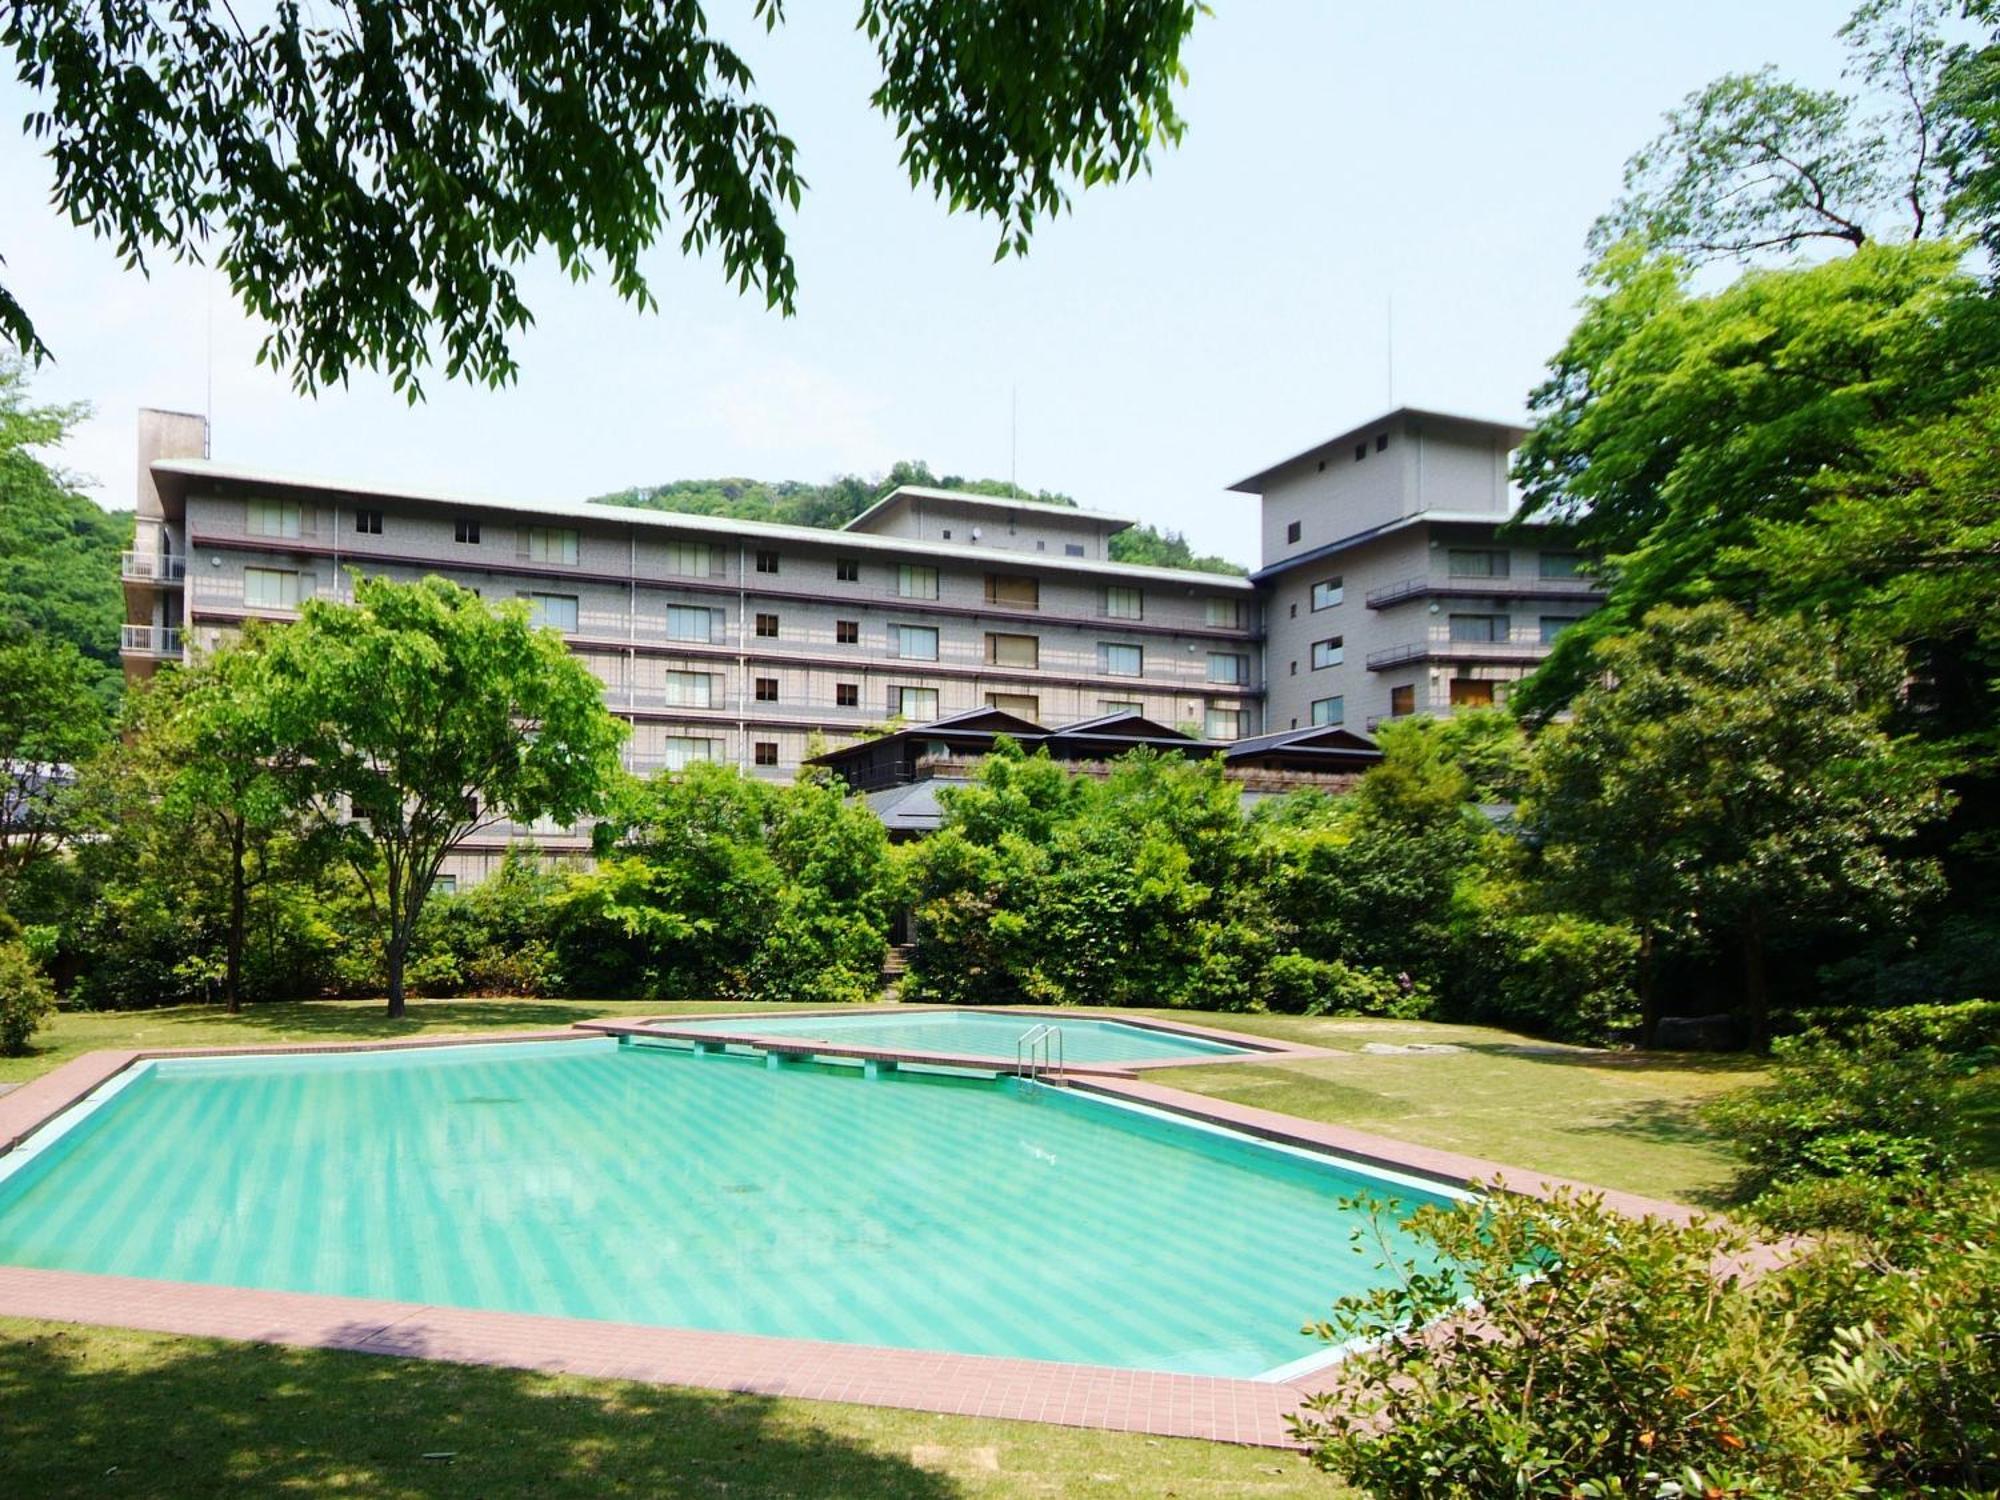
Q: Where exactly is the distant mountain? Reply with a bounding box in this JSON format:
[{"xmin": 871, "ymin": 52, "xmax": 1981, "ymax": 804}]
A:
[{"xmin": 590, "ymin": 460, "xmax": 1247, "ymax": 575}]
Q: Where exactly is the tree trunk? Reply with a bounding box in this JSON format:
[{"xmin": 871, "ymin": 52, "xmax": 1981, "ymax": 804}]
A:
[
  {"xmin": 1636, "ymin": 928, "xmax": 1660, "ymax": 1048},
  {"xmin": 386, "ymin": 932, "xmax": 408, "ymax": 1020},
  {"xmin": 225, "ymin": 821, "xmax": 247, "ymax": 1014},
  {"xmin": 1741, "ymin": 908, "xmax": 1771, "ymax": 1048}
]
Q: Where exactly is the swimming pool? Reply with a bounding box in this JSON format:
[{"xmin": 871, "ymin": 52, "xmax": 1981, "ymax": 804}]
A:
[
  {"xmin": 0, "ymin": 1038, "xmax": 1462, "ymax": 1378},
  {"xmin": 667, "ymin": 1007, "xmax": 1257, "ymax": 1064}
]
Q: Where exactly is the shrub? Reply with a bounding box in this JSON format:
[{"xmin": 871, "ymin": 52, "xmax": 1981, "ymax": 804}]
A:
[
  {"xmin": 1483, "ymin": 910, "xmax": 1639, "ymax": 1041},
  {"xmin": 0, "ymin": 939, "xmax": 57, "ymax": 1054},
  {"xmin": 1264, "ymin": 952, "xmax": 1430, "ymax": 1018},
  {"xmin": 1706, "ymin": 1022, "xmax": 1977, "ymax": 1212},
  {"xmin": 1772, "ymin": 1184, "xmax": 2000, "ymax": 1496},
  {"xmin": 1293, "ymin": 1184, "xmax": 1860, "ymax": 1497}
]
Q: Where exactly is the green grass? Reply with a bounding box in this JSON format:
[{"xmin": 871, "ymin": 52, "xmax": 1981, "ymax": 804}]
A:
[
  {"xmin": 0, "ymin": 1318, "xmax": 1339, "ymax": 1499},
  {"xmin": 0, "ymin": 996, "xmax": 1768, "ymax": 1497}
]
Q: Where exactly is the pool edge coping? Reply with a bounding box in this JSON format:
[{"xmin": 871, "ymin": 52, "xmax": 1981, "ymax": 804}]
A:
[{"xmin": 0, "ymin": 1028, "xmax": 1751, "ymax": 1449}]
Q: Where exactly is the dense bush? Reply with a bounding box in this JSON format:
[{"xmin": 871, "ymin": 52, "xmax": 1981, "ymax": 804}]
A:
[
  {"xmin": 1263, "ymin": 953, "xmax": 1429, "ymax": 1018},
  {"xmin": 1292, "ymin": 1185, "xmax": 1861, "ymax": 1497},
  {"xmin": 0, "ymin": 937, "xmax": 56, "ymax": 1053},
  {"xmin": 1706, "ymin": 1012, "xmax": 1982, "ymax": 1224}
]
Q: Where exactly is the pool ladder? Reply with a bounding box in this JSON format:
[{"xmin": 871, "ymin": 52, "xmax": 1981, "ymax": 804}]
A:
[{"xmin": 1015, "ymin": 1024, "xmax": 1065, "ymax": 1086}]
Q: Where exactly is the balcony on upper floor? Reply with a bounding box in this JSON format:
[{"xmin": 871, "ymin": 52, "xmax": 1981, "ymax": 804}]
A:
[
  {"xmin": 121, "ymin": 551, "xmax": 188, "ymax": 585},
  {"xmin": 121, "ymin": 624, "xmax": 185, "ymax": 657},
  {"xmin": 1364, "ymin": 571, "xmax": 1605, "ymax": 609},
  {"xmin": 1365, "ymin": 626, "xmax": 1557, "ymax": 672}
]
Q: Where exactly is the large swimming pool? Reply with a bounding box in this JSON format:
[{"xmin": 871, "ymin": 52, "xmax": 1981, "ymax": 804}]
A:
[
  {"xmin": 667, "ymin": 1007, "xmax": 1256, "ymax": 1064},
  {"xmin": 0, "ymin": 1038, "xmax": 1461, "ymax": 1378}
]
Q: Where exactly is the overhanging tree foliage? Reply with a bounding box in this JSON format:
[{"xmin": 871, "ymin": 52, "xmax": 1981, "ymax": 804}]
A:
[
  {"xmin": 2, "ymin": 1, "xmax": 1201, "ymax": 395},
  {"xmin": 0, "ymin": 631, "xmax": 107, "ymax": 898},
  {"xmin": 260, "ymin": 575, "xmax": 626, "ymax": 1016}
]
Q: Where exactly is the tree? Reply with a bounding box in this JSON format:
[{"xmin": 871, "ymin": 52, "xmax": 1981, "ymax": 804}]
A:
[
  {"xmin": 1590, "ymin": 0, "xmax": 1952, "ymax": 265},
  {"xmin": 0, "ymin": 632, "xmax": 109, "ymax": 900},
  {"xmin": 3, "ymin": 2, "xmax": 1200, "ymax": 396},
  {"xmin": 261, "ymin": 576, "xmax": 625, "ymax": 1016},
  {"xmin": 1511, "ymin": 238, "xmax": 2000, "ymax": 717},
  {"xmin": 1526, "ymin": 602, "xmax": 1950, "ymax": 1043},
  {"xmin": 115, "ymin": 639, "xmax": 318, "ymax": 1011},
  {"xmin": 0, "ymin": 357, "xmax": 129, "ymax": 703}
]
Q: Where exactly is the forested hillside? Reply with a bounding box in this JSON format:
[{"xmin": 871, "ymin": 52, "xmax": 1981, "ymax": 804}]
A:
[
  {"xmin": 0, "ymin": 361, "xmax": 129, "ymax": 705},
  {"xmin": 593, "ymin": 459, "xmax": 1246, "ymax": 574}
]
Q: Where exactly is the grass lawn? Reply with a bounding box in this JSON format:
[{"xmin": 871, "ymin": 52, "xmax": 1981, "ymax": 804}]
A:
[{"xmin": 1, "ymin": 997, "xmax": 1769, "ymax": 1497}]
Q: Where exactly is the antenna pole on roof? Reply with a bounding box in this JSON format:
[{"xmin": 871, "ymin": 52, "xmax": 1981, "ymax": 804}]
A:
[
  {"xmin": 1385, "ymin": 293, "xmax": 1395, "ymax": 408},
  {"xmin": 1009, "ymin": 384, "xmax": 1018, "ymax": 496}
]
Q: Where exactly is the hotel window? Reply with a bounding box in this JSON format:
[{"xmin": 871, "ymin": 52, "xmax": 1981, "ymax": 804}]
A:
[
  {"xmin": 243, "ymin": 567, "xmax": 302, "ymax": 609},
  {"xmin": 892, "ymin": 686, "xmax": 939, "ymax": 719},
  {"xmin": 1450, "ymin": 678, "xmax": 1497, "ymax": 708},
  {"xmin": 665, "ymin": 605, "xmax": 714, "ymax": 644},
  {"xmin": 834, "ymin": 619, "xmax": 859, "ymax": 645},
  {"xmin": 755, "ymin": 612, "xmax": 779, "ymax": 638},
  {"xmin": 1354, "ymin": 442, "xmax": 1368, "ymax": 462},
  {"xmin": 1448, "ymin": 548, "xmax": 1510, "ymax": 579},
  {"xmin": 1104, "ymin": 585, "xmax": 1143, "ymax": 620},
  {"xmin": 985, "ymin": 632, "xmax": 1039, "ymax": 669},
  {"xmin": 835, "ymin": 682, "xmax": 859, "ymax": 707},
  {"xmin": 890, "ymin": 624, "xmax": 939, "ymax": 661},
  {"xmin": 664, "ymin": 671, "xmax": 714, "ymax": 708},
  {"xmin": 1311, "ymin": 577, "xmax": 1344, "ymax": 611},
  {"xmin": 659, "ymin": 735, "xmax": 716, "ymax": 770},
  {"xmin": 1540, "ymin": 615, "xmax": 1584, "ymax": 644},
  {"xmin": 1390, "ymin": 684, "xmax": 1416, "ymax": 717},
  {"xmin": 1207, "ymin": 651, "xmax": 1246, "ymax": 685},
  {"xmin": 1205, "ymin": 707, "xmax": 1242, "ymax": 741},
  {"xmin": 1449, "ymin": 613, "xmax": 1509, "ymax": 643},
  {"xmin": 247, "ymin": 499, "xmax": 303, "ymax": 539},
  {"xmin": 1098, "ymin": 642, "xmax": 1143, "ymax": 677},
  {"xmin": 1376, "ymin": 432, "xmax": 1389, "ymax": 453},
  {"xmin": 1539, "ymin": 551, "xmax": 1582, "ymax": 579},
  {"xmin": 527, "ymin": 593, "xmax": 579, "ymax": 631},
  {"xmin": 754, "ymin": 741, "xmax": 779, "ymax": 766},
  {"xmin": 985, "ymin": 572, "xmax": 1039, "ymax": 609},
  {"xmin": 836, "ymin": 557, "xmax": 859, "ymax": 582},
  {"xmin": 1311, "ymin": 695, "xmax": 1344, "ymax": 727},
  {"xmin": 987, "ymin": 692, "xmax": 1041, "ymax": 716},
  {"xmin": 1065, "ymin": 543, "xmax": 1085, "ymax": 557},
  {"xmin": 523, "ymin": 526, "xmax": 579, "ymax": 565},
  {"xmin": 434, "ymin": 875, "xmax": 458, "ymax": 897},
  {"xmin": 755, "ymin": 677, "xmax": 778, "ymax": 702},
  {"xmin": 897, "ymin": 564, "xmax": 939, "ymax": 600},
  {"xmin": 1310, "ymin": 636, "xmax": 1344, "ymax": 670},
  {"xmin": 1286, "ymin": 520, "xmax": 1302, "ymax": 544},
  {"xmin": 454, "ymin": 517, "xmax": 481, "ymax": 545},
  {"xmin": 664, "ymin": 541, "xmax": 712, "ymax": 576},
  {"xmin": 1100, "ymin": 699, "xmax": 1142, "ymax": 715},
  {"xmin": 1205, "ymin": 597, "xmax": 1242, "ymax": 628},
  {"xmin": 755, "ymin": 549, "xmax": 780, "ymax": 574},
  {"xmin": 354, "ymin": 508, "xmax": 383, "ymax": 535}
]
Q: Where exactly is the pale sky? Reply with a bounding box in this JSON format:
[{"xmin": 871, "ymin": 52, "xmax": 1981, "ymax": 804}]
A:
[{"xmin": 2, "ymin": 2, "xmax": 1858, "ymax": 569}]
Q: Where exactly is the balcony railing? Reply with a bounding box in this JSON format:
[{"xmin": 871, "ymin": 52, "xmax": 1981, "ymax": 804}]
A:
[
  {"xmin": 1366, "ymin": 628, "xmax": 1555, "ymax": 671},
  {"xmin": 121, "ymin": 624, "xmax": 184, "ymax": 657},
  {"xmin": 121, "ymin": 551, "xmax": 187, "ymax": 584},
  {"xmin": 1365, "ymin": 572, "xmax": 1606, "ymax": 609}
]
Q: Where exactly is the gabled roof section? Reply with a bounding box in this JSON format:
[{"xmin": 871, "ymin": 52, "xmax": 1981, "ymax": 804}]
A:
[
  {"xmin": 1226, "ymin": 408, "xmax": 1529, "ymax": 494},
  {"xmin": 1048, "ymin": 711, "xmax": 1193, "ymax": 742},
  {"xmin": 843, "ymin": 484, "xmax": 1136, "ymax": 535},
  {"xmin": 913, "ymin": 706, "xmax": 1048, "ymax": 737},
  {"xmin": 1224, "ymin": 724, "xmax": 1379, "ymax": 758}
]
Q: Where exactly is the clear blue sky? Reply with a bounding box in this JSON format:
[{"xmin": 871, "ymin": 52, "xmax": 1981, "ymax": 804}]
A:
[{"xmin": 2, "ymin": 2, "xmax": 1857, "ymax": 568}]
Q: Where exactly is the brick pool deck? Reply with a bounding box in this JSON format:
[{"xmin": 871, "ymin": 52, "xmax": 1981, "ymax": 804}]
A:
[{"xmin": 0, "ymin": 1021, "xmax": 1742, "ymax": 1447}]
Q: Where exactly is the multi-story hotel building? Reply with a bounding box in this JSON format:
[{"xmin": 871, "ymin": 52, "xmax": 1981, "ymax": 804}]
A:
[
  {"xmin": 1231, "ymin": 408, "xmax": 1603, "ymax": 733},
  {"xmin": 119, "ymin": 405, "xmax": 1596, "ymax": 881}
]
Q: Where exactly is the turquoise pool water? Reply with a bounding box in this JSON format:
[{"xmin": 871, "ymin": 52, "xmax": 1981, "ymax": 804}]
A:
[
  {"xmin": 670, "ymin": 1008, "xmax": 1254, "ymax": 1064},
  {"xmin": 0, "ymin": 1039, "xmax": 1461, "ymax": 1377}
]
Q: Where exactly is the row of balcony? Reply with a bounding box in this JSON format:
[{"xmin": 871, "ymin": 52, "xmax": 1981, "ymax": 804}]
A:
[
  {"xmin": 1363, "ymin": 573, "xmax": 1604, "ymax": 609},
  {"xmin": 1364, "ymin": 627, "xmax": 1558, "ymax": 672},
  {"xmin": 121, "ymin": 624, "xmax": 184, "ymax": 656},
  {"xmin": 122, "ymin": 552, "xmax": 187, "ymax": 583}
]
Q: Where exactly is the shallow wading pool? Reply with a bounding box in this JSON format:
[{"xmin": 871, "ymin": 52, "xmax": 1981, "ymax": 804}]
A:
[{"xmin": 0, "ymin": 1038, "xmax": 1463, "ymax": 1378}]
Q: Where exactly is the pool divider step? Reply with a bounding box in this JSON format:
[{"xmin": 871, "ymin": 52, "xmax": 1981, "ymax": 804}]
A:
[{"xmin": 582, "ymin": 1017, "xmax": 1146, "ymax": 1081}]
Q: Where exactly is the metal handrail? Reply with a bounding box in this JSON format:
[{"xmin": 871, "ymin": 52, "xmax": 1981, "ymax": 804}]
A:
[
  {"xmin": 121, "ymin": 551, "xmax": 187, "ymax": 582},
  {"xmin": 1015, "ymin": 1023, "xmax": 1064, "ymax": 1085}
]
